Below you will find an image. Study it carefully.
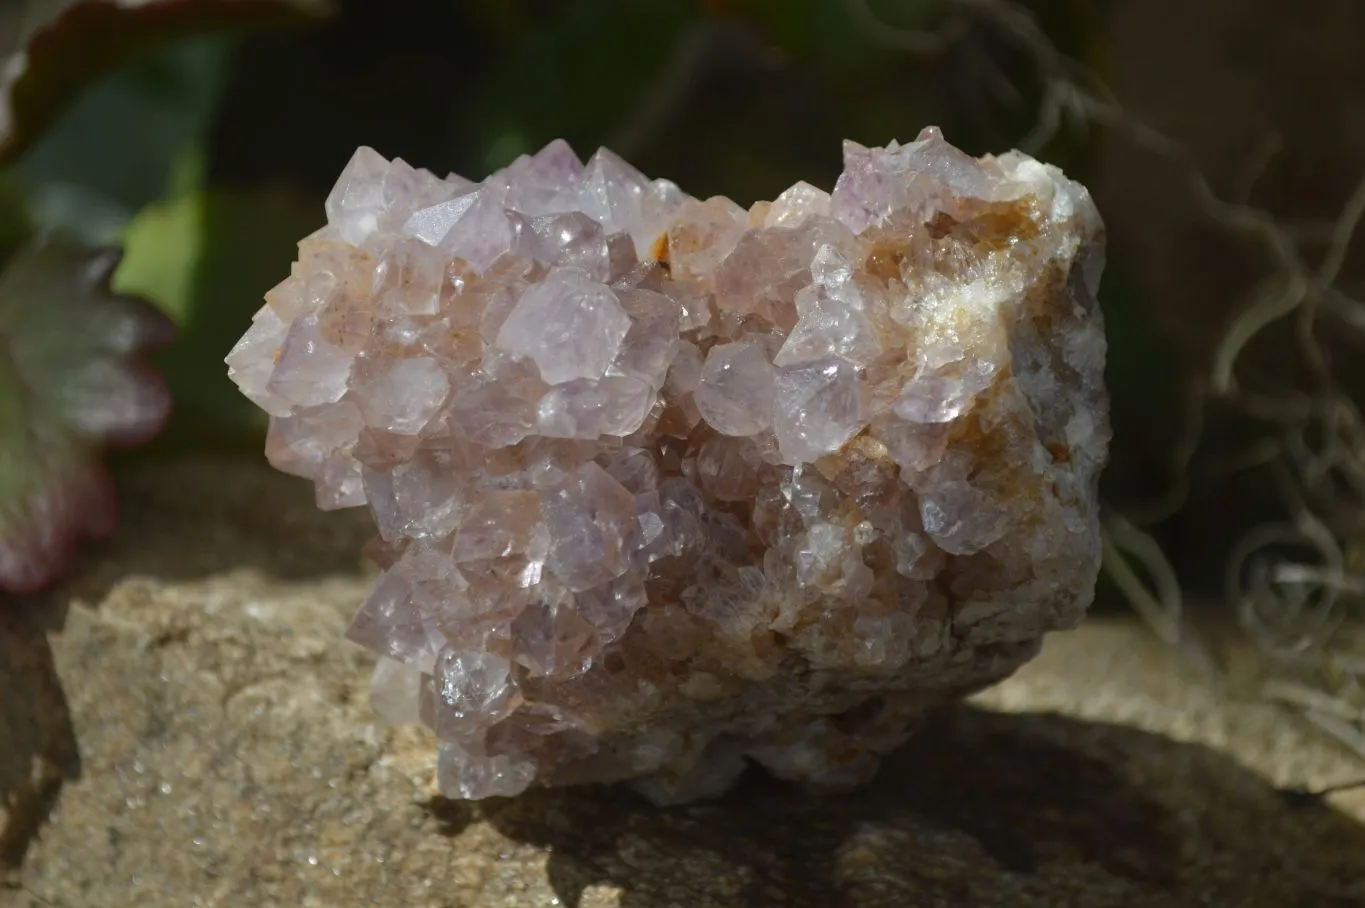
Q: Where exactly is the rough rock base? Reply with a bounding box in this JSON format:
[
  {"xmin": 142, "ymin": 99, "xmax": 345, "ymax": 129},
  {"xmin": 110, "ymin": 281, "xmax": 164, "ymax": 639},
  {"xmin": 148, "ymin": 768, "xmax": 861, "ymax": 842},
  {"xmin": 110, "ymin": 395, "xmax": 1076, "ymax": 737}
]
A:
[{"xmin": 3, "ymin": 461, "xmax": 1364, "ymax": 907}]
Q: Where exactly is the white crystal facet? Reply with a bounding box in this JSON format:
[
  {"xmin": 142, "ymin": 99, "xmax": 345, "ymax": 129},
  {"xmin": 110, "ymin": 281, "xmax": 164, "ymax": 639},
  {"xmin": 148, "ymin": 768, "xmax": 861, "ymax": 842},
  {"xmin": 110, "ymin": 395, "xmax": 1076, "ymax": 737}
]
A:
[
  {"xmin": 773, "ymin": 358, "xmax": 865, "ymax": 463},
  {"xmin": 695, "ymin": 341, "xmax": 777, "ymax": 437},
  {"xmin": 358, "ymin": 357, "xmax": 449, "ymax": 435},
  {"xmin": 325, "ymin": 146, "xmax": 390, "ymax": 245},
  {"xmin": 765, "ymin": 181, "xmax": 831, "ymax": 228},
  {"xmin": 495, "ymin": 266, "xmax": 631, "ymax": 385}
]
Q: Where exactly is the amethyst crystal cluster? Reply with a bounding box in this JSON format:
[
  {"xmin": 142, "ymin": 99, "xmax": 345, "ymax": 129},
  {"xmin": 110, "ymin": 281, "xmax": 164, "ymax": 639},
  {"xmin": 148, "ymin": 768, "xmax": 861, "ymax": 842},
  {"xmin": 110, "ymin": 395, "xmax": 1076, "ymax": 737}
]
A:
[{"xmin": 226, "ymin": 128, "xmax": 1109, "ymax": 804}]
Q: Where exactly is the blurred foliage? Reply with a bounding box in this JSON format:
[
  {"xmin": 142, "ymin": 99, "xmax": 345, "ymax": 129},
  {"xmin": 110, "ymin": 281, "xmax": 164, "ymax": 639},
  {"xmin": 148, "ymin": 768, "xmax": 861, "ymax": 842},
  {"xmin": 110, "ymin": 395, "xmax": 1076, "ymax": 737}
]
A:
[
  {"xmin": 0, "ymin": 0, "xmax": 333, "ymax": 592},
  {"xmin": 114, "ymin": 187, "xmax": 321, "ymax": 451},
  {"xmin": 0, "ymin": 241, "xmax": 173, "ymax": 593},
  {"xmin": 0, "ymin": 0, "xmax": 331, "ymax": 165},
  {"xmin": 464, "ymin": 0, "xmax": 696, "ymax": 171},
  {"xmin": 18, "ymin": 35, "xmax": 234, "ymax": 245},
  {"xmin": 0, "ymin": 174, "xmax": 33, "ymax": 263}
]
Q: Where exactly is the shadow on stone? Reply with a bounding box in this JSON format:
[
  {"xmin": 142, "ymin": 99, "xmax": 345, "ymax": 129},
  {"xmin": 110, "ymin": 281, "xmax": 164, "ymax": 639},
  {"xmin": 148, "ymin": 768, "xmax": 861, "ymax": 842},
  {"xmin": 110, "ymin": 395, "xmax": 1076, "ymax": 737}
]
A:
[
  {"xmin": 422, "ymin": 796, "xmax": 476, "ymax": 838},
  {"xmin": 64, "ymin": 459, "xmax": 376, "ymax": 603},
  {"xmin": 484, "ymin": 706, "xmax": 1365, "ymax": 908},
  {"xmin": 0, "ymin": 598, "xmax": 81, "ymax": 873}
]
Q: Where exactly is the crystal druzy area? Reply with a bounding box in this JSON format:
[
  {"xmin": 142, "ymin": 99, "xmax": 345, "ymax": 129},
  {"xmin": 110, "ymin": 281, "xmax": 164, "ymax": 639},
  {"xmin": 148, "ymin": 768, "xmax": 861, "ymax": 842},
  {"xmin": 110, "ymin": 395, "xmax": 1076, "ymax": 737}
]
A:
[{"xmin": 226, "ymin": 128, "xmax": 1109, "ymax": 804}]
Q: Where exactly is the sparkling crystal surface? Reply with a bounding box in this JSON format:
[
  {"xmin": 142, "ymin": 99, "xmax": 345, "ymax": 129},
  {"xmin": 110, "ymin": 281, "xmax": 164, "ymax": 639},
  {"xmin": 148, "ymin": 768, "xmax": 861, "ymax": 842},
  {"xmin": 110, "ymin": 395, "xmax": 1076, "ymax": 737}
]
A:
[{"xmin": 227, "ymin": 127, "xmax": 1110, "ymax": 804}]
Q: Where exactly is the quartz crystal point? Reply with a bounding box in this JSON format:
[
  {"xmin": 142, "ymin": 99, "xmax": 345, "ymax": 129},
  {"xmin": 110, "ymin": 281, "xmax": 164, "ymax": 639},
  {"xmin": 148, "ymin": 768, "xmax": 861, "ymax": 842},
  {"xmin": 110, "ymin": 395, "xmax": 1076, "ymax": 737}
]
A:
[{"xmin": 227, "ymin": 128, "xmax": 1110, "ymax": 804}]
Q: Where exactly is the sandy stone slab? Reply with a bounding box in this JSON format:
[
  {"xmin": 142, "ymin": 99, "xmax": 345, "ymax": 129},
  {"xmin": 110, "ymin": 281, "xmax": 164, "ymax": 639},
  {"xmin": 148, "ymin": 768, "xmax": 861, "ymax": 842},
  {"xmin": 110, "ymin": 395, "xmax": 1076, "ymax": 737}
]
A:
[{"xmin": 2, "ymin": 460, "xmax": 1363, "ymax": 907}]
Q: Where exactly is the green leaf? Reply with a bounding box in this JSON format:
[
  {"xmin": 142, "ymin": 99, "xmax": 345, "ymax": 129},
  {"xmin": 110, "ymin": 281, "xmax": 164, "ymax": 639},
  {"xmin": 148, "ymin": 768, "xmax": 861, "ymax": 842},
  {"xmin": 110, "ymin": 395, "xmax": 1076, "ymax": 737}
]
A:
[
  {"xmin": 0, "ymin": 0, "xmax": 333, "ymax": 165},
  {"xmin": 16, "ymin": 35, "xmax": 235, "ymax": 244},
  {"xmin": 0, "ymin": 240, "xmax": 174, "ymax": 592},
  {"xmin": 110, "ymin": 186, "xmax": 208, "ymax": 326},
  {"xmin": 113, "ymin": 187, "xmax": 323, "ymax": 450}
]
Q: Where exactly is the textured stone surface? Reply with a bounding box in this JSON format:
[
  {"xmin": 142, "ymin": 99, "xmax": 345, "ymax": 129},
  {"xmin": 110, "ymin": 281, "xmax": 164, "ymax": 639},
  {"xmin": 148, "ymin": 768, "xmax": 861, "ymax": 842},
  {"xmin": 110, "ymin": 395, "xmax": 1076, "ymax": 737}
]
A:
[
  {"xmin": 226, "ymin": 130, "xmax": 1110, "ymax": 803},
  {"xmin": 4, "ymin": 461, "xmax": 1365, "ymax": 907}
]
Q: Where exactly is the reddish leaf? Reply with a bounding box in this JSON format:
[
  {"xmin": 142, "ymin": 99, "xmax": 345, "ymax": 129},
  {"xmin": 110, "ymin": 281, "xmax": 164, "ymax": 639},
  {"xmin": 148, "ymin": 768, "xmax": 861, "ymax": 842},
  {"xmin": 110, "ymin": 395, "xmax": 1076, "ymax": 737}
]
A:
[{"xmin": 0, "ymin": 242, "xmax": 174, "ymax": 593}]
